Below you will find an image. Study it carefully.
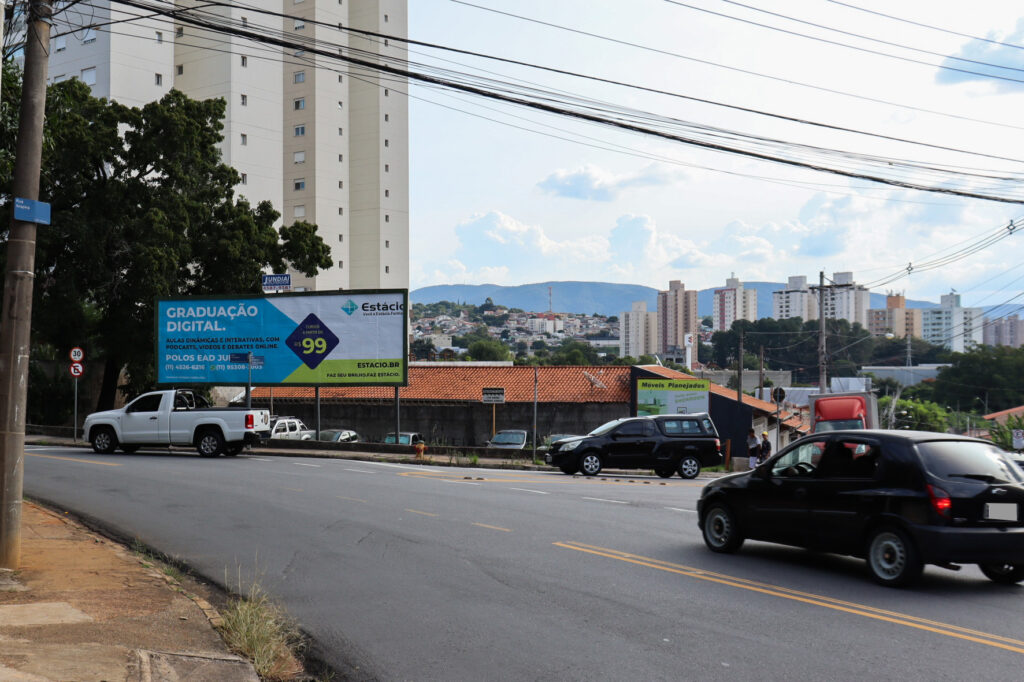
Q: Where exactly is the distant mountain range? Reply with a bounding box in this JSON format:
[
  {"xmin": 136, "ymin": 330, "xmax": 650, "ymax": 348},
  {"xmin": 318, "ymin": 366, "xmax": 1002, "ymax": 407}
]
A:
[{"xmin": 410, "ymin": 281, "xmax": 939, "ymax": 319}]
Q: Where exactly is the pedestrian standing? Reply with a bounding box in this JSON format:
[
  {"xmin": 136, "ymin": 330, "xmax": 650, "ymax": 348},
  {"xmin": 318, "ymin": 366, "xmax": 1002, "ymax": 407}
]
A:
[
  {"xmin": 747, "ymin": 428, "xmax": 759, "ymax": 469},
  {"xmin": 760, "ymin": 431, "xmax": 772, "ymax": 463}
]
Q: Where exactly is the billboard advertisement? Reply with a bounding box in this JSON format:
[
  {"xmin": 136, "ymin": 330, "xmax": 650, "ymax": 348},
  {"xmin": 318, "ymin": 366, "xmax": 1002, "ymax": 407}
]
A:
[
  {"xmin": 156, "ymin": 290, "xmax": 407, "ymax": 386},
  {"xmin": 636, "ymin": 378, "xmax": 709, "ymax": 416}
]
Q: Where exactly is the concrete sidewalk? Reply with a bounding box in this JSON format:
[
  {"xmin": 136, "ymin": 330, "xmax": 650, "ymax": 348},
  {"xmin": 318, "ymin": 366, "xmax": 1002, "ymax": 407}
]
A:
[{"xmin": 0, "ymin": 501, "xmax": 260, "ymax": 681}]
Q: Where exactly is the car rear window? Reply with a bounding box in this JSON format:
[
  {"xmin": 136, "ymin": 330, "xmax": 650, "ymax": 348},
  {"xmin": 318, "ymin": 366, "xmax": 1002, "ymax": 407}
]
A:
[
  {"xmin": 661, "ymin": 419, "xmax": 703, "ymax": 435},
  {"xmin": 917, "ymin": 441, "xmax": 1024, "ymax": 484}
]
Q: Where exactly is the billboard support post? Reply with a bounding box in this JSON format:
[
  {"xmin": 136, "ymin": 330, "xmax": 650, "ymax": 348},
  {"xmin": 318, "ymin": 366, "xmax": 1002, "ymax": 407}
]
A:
[
  {"xmin": 247, "ymin": 351, "xmax": 252, "ymax": 409},
  {"xmin": 394, "ymin": 387, "xmax": 400, "ymax": 443},
  {"xmin": 315, "ymin": 386, "xmax": 321, "ymax": 439}
]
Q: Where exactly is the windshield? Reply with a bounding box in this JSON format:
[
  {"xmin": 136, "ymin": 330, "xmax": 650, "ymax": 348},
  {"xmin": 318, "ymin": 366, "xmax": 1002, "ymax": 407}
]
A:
[
  {"xmin": 816, "ymin": 419, "xmax": 864, "ymax": 432},
  {"xmin": 918, "ymin": 441, "xmax": 1024, "ymax": 484},
  {"xmin": 492, "ymin": 431, "xmax": 526, "ymax": 445},
  {"xmin": 589, "ymin": 419, "xmax": 626, "ymax": 436}
]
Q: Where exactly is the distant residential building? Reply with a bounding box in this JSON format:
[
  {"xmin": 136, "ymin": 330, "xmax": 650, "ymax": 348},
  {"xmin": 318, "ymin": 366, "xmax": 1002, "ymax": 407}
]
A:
[
  {"xmin": 621, "ymin": 301, "xmax": 658, "ymax": 358},
  {"xmin": 984, "ymin": 314, "xmax": 1024, "ymax": 348},
  {"xmin": 772, "ymin": 275, "xmax": 817, "ymax": 321},
  {"xmin": 921, "ymin": 292, "xmax": 983, "ymax": 352},
  {"xmin": 712, "ymin": 275, "xmax": 757, "ymax": 331},
  {"xmin": 819, "ymin": 272, "xmax": 871, "ymax": 328},
  {"xmin": 657, "ymin": 280, "xmax": 699, "ymax": 353},
  {"xmin": 868, "ymin": 292, "xmax": 922, "ymax": 338}
]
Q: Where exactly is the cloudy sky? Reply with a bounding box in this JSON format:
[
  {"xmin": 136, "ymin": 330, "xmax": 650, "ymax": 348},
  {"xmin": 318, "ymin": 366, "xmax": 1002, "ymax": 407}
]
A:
[{"xmin": 404, "ymin": 0, "xmax": 1024, "ymax": 308}]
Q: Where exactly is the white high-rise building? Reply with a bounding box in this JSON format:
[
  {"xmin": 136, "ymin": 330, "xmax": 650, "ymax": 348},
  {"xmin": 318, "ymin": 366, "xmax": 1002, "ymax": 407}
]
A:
[
  {"xmin": 820, "ymin": 272, "xmax": 870, "ymax": 328},
  {"xmin": 922, "ymin": 292, "xmax": 983, "ymax": 353},
  {"xmin": 772, "ymin": 275, "xmax": 817, "ymax": 321},
  {"xmin": 621, "ymin": 301, "xmax": 658, "ymax": 358},
  {"xmin": 712, "ymin": 275, "xmax": 757, "ymax": 332},
  {"xmin": 43, "ymin": 0, "xmax": 408, "ymax": 292},
  {"xmin": 657, "ymin": 280, "xmax": 698, "ymax": 353}
]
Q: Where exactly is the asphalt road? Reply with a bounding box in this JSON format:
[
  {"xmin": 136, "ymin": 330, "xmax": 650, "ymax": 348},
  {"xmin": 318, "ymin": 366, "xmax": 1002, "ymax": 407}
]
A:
[{"xmin": 22, "ymin": 445, "xmax": 1024, "ymax": 681}]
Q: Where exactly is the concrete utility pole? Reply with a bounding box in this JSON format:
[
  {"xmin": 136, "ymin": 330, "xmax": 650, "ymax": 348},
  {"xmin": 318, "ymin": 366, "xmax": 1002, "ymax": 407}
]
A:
[
  {"xmin": 0, "ymin": 0, "xmax": 52, "ymax": 569},
  {"xmin": 817, "ymin": 271, "xmax": 827, "ymax": 393}
]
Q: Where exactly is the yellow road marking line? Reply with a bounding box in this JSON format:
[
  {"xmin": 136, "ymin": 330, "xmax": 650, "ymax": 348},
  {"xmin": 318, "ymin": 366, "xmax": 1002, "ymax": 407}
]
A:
[
  {"xmin": 26, "ymin": 453, "xmax": 122, "ymax": 467},
  {"xmin": 405, "ymin": 509, "xmax": 438, "ymax": 517},
  {"xmin": 555, "ymin": 541, "xmax": 1024, "ymax": 653},
  {"xmin": 473, "ymin": 522, "xmax": 512, "ymax": 532},
  {"xmin": 336, "ymin": 496, "xmax": 367, "ymax": 503},
  {"xmin": 283, "ymin": 487, "xmax": 303, "ymax": 492}
]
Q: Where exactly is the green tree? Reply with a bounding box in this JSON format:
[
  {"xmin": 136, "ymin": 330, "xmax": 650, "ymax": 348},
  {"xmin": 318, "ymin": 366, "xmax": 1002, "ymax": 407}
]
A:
[
  {"xmin": 1, "ymin": 68, "xmax": 332, "ymax": 409},
  {"xmin": 987, "ymin": 415, "xmax": 1024, "ymax": 452},
  {"xmin": 410, "ymin": 338, "xmax": 436, "ymax": 360},
  {"xmin": 467, "ymin": 339, "xmax": 510, "ymax": 361}
]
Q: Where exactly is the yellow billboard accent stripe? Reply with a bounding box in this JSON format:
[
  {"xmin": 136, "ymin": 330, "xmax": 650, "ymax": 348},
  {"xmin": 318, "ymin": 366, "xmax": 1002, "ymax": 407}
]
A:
[
  {"xmin": 27, "ymin": 453, "xmax": 122, "ymax": 467},
  {"xmin": 554, "ymin": 541, "xmax": 1024, "ymax": 654}
]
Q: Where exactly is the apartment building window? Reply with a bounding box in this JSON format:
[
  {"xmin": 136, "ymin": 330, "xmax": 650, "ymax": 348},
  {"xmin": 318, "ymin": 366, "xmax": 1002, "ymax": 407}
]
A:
[
  {"xmin": 240, "ymin": 133, "xmax": 247, "ymax": 146},
  {"xmin": 384, "ymin": 89, "xmax": 389, "ymax": 96},
  {"xmin": 385, "ymin": 240, "xmax": 390, "ymax": 248},
  {"xmin": 385, "ymin": 163, "xmax": 389, "ymax": 172},
  {"xmin": 294, "ymin": 98, "xmax": 305, "ymax": 110},
  {"xmin": 294, "ymin": 19, "xmax": 305, "ymax": 30},
  {"xmin": 294, "ymin": 49, "xmax": 305, "ymax": 56},
  {"xmin": 83, "ymin": 28, "xmax": 96, "ymax": 43},
  {"xmin": 338, "ymin": 74, "xmax": 343, "ymax": 83},
  {"xmin": 338, "ymin": 234, "xmax": 343, "ymax": 242},
  {"xmin": 338, "ymin": 207, "xmax": 343, "ymax": 215},
  {"xmin": 240, "ymin": 173, "xmax": 247, "ymax": 185},
  {"xmin": 384, "ymin": 39, "xmax": 389, "ymax": 47},
  {"xmin": 241, "ymin": 17, "xmax": 248, "ymax": 27},
  {"xmin": 240, "ymin": 94, "xmax": 248, "ymax": 106},
  {"xmin": 338, "ymin": 154, "xmax": 343, "ymax": 162},
  {"xmin": 338, "ymin": 127, "xmax": 343, "ymax": 136},
  {"xmin": 384, "ymin": 14, "xmax": 389, "ymax": 22},
  {"xmin": 384, "ymin": 189, "xmax": 389, "ymax": 197},
  {"xmin": 54, "ymin": 35, "xmax": 66, "ymax": 51},
  {"xmin": 385, "ymin": 266, "xmax": 390, "ymax": 274},
  {"xmin": 338, "ymin": 260, "xmax": 343, "ymax": 268},
  {"xmin": 241, "ymin": 55, "xmax": 248, "ymax": 67},
  {"xmin": 337, "ymin": 180, "xmax": 343, "ymax": 188},
  {"xmin": 294, "ymin": 178, "xmax": 305, "ymax": 191},
  {"xmin": 176, "ymin": 26, "xmax": 183, "ymax": 37},
  {"xmin": 155, "ymin": 31, "xmax": 162, "ymax": 44},
  {"xmin": 294, "ymin": 71, "xmax": 305, "ymax": 83},
  {"xmin": 176, "ymin": 64, "xmax": 183, "ymax": 75},
  {"xmin": 294, "ymin": 125, "xmax": 306, "ymax": 136},
  {"xmin": 52, "ymin": 74, "xmax": 66, "ymax": 83},
  {"xmin": 80, "ymin": 67, "xmax": 96, "ymax": 86},
  {"xmin": 337, "ymin": 101, "xmax": 343, "ymax": 110},
  {"xmin": 294, "ymin": 0, "xmax": 304, "ymax": 3},
  {"xmin": 384, "ymin": 113, "xmax": 389, "ymax": 122},
  {"xmin": 294, "ymin": 151, "xmax": 306, "ymax": 164},
  {"xmin": 384, "ymin": 139, "xmax": 389, "ymax": 147},
  {"xmin": 385, "ymin": 214, "xmax": 390, "ymax": 223},
  {"xmin": 294, "ymin": 205, "xmax": 305, "ymax": 218},
  {"xmin": 154, "ymin": 73, "xmax": 163, "ymax": 86}
]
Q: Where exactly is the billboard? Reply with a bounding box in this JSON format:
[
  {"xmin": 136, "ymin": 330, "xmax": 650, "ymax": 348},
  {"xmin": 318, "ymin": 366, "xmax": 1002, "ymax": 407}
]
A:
[
  {"xmin": 156, "ymin": 290, "xmax": 407, "ymax": 386},
  {"xmin": 636, "ymin": 378, "xmax": 709, "ymax": 416}
]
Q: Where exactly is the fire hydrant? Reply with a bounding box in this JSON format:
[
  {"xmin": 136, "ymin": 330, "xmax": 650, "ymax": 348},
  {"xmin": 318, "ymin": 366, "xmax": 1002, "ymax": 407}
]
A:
[{"xmin": 414, "ymin": 441, "xmax": 427, "ymax": 460}]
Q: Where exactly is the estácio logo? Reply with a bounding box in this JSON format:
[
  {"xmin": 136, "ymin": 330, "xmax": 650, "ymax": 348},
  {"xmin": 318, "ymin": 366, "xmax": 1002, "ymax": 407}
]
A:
[{"xmin": 341, "ymin": 300, "xmax": 358, "ymax": 315}]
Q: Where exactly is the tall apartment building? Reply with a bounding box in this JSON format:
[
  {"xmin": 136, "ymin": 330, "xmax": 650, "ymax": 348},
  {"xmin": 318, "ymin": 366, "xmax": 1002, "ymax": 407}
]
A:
[
  {"xmin": 921, "ymin": 292, "xmax": 983, "ymax": 352},
  {"xmin": 712, "ymin": 275, "xmax": 757, "ymax": 332},
  {"xmin": 621, "ymin": 301, "xmax": 658, "ymax": 358},
  {"xmin": 43, "ymin": 0, "xmax": 408, "ymax": 292},
  {"xmin": 983, "ymin": 314, "xmax": 1024, "ymax": 348},
  {"xmin": 820, "ymin": 272, "xmax": 870, "ymax": 328},
  {"xmin": 867, "ymin": 292, "xmax": 922, "ymax": 338},
  {"xmin": 657, "ymin": 280, "xmax": 698, "ymax": 354},
  {"xmin": 772, "ymin": 275, "xmax": 817, "ymax": 321}
]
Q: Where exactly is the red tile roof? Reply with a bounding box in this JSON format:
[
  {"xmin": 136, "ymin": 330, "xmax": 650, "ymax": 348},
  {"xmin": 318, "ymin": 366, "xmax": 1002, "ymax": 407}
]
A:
[
  {"xmin": 983, "ymin": 405, "xmax": 1024, "ymax": 423},
  {"xmin": 252, "ymin": 365, "xmax": 632, "ymax": 403}
]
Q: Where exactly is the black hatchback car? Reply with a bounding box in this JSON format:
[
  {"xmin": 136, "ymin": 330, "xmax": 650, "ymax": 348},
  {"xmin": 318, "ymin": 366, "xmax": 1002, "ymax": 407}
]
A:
[
  {"xmin": 546, "ymin": 414, "xmax": 721, "ymax": 479},
  {"xmin": 697, "ymin": 430, "xmax": 1024, "ymax": 586}
]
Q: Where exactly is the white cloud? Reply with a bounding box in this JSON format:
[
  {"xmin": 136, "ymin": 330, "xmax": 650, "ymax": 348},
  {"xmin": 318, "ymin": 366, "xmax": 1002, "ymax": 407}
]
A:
[{"xmin": 537, "ymin": 163, "xmax": 686, "ymax": 201}]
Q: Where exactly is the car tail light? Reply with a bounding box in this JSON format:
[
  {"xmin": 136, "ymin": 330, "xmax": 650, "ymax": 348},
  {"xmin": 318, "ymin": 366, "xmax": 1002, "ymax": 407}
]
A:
[
  {"xmin": 245, "ymin": 414, "xmax": 254, "ymax": 430},
  {"xmin": 714, "ymin": 438, "xmax": 721, "ymax": 452},
  {"xmin": 927, "ymin": 484, "xmax": 951, "ymax": 518}
]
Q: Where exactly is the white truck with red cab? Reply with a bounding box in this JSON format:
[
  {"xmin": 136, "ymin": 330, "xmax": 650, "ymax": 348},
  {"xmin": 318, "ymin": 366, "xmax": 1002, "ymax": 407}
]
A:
[
  {"xmin": 83, "ymin": 389, "xmax": 271, "ymax": 457},
  {"xmin": 808, "ymin": 391, "xmax": 879, "ymax": 433}
]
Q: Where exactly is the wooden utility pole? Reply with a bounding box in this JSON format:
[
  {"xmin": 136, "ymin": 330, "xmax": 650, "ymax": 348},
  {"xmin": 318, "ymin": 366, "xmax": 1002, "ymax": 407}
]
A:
[
  {"xmin": 818, "ymin": 271, "xmax": 827, "ymax": 393},
  {"xmin": 1, "ymin": 0, "xmax": 52, "ymax": 569}
]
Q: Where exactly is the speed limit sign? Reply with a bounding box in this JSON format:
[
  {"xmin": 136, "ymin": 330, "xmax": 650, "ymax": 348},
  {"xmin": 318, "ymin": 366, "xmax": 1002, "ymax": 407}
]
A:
[
  {"xmin": 69, "ymin": 362, "xmax": 84, "ymax": 378},
  {"xmin": 70, "ymin": 347, "xmax": 84, "ymax": 362}
]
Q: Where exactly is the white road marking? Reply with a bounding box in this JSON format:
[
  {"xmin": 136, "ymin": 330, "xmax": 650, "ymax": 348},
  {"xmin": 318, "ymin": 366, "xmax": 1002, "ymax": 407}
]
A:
[
  {"xmin": 665, "ymin": 507, "xmax": 697, "ymax": 513},
  {"xmin": 344, "ymin": 468, "xmax": 375, "ymax": 474},
  {"xmin": 294, "ymin": 463, "xmax": 321, "ymax": 468},
  {"xmin": 244, "ymin": 457, "xmax": 273, "ymax": 462},
  {"xmin": 582, "ymin": 497, "xmax": 627, "ymax": 504},
  {"xmin": 370, "ymin": 461, "xmax": 444, "ymax": 471},
  {"xmin": 510, "ymin": 488, "xmax": 549, "ymax": 495},
  {"xmin": 442, "ymin": 479, "xmax": 480, "ymax": 486}
]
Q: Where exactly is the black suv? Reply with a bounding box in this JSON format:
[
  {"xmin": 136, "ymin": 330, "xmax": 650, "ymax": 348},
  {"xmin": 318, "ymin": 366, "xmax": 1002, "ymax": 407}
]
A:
[
  {"xmin": 546, "ymin": 414, "xmax": 721, "ymax": 479},
  {"xmin": 698, "ymin": 430, "xmax": 1024, "ymax": 586}
]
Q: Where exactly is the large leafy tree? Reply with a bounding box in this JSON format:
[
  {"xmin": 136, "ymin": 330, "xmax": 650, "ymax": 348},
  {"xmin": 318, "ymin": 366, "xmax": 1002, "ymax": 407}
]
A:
[{"xmin": 1, "ymin": 64, "xmax": 332, "ymax": 410}]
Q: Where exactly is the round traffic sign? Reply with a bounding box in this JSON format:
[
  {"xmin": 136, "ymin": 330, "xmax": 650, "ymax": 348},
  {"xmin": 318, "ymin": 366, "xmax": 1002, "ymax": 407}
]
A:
[
  {"xmin": 70, "ymin": 347, "xmax": 84, "ymax": 362},
  {"xmin": 69, "ymin": 362, "xmax": 84, "ymax": 378}
]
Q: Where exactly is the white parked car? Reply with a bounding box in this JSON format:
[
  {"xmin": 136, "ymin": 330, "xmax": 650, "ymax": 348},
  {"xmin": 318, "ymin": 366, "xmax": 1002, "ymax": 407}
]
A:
[{"xmin": 267, "ymin": 417, "xmax": 315, "ymax": 441}]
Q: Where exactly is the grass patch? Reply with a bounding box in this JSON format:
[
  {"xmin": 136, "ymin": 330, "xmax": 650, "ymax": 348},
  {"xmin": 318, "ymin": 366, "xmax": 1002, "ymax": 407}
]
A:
[
  {"xmin": 220, "ymin": 576, "xmax": 306, "ymax": 681},
  {"xmin": 130, "ymin": 538, "xmax": 184, "ymax": 583},
  {"xmin": 469, "ymin": 453, "xmax": 479, "ymax": 466}
]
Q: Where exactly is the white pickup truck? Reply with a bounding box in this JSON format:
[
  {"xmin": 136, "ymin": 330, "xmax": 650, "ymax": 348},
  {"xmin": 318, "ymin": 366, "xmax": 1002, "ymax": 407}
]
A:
[{"xmin": 83, "ymin": 389, "xmax": 271, "ymax": 457}]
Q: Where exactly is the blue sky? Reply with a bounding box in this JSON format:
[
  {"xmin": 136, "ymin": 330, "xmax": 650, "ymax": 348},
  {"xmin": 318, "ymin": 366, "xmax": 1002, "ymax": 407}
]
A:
[{"xmin": 406, "ymin": 1, "xmax": 1024, "ymax": 308}]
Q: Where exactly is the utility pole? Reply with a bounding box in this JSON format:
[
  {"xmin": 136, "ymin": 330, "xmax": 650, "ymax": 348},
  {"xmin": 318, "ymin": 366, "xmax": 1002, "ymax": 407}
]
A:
[
  {"xmin": 1, "ymin": 0, "xmax": 52, "ymax": 569},
  {"xmin": 736, "ymin": 330, "xmax": 744, "ymax": 409},
  {"xmin": 818, "ymin": 271, "xmax": 827, "ymax": 393},
  {"xmin": 758, "ymin": 346, "xmax": 765, "ymax": 398}
]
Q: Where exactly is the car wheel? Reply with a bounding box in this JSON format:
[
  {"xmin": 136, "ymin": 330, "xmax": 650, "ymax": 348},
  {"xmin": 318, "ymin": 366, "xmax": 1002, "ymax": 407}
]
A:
[
  {"xmin": 120, "ymin": 445, "xmax": 139, "ymax": 454},
  {"xmin": 578, "ymin": 452, "xmax": 603, "ymax": 476},
  {"xmin": 702, "ymin": 503, "xmax": 743, "ymax": 553},
  {"xmin": 866, "ymin": 526, "xmax": 923, "ymax": 587},
  {"xmin": 559, "ymin": 464, "xmax": 577, "ymax": 475},
  {"xmin": 978, "ymin": 563, "xmax": 1024, "ymax": 584},
  {"xmin": 196, "ymin": 429, "xmax": 225, "ymax": 458},
  {"xmin": 678, "ymin": 456, "xmax": 701, "ymax": 479},
  {"xmin": 224, "ymin": 444, "xmax": 243, "ymax": 457},
  {"xmin": 91, "ymin": 427, "xmax": 117, "ymax": 454}
]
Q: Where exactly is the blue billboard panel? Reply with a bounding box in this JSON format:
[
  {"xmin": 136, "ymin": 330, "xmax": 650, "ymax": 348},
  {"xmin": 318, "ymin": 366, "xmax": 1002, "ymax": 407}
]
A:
[{"xmin": 156, "ymin": 290, "xmax": 407, "ymax": 386}]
